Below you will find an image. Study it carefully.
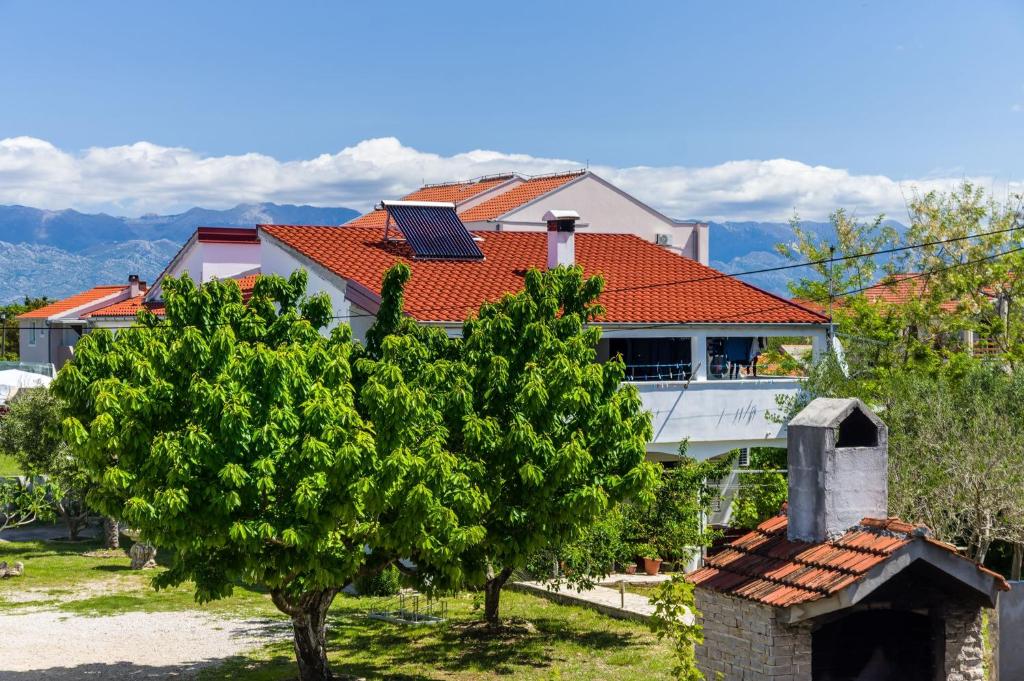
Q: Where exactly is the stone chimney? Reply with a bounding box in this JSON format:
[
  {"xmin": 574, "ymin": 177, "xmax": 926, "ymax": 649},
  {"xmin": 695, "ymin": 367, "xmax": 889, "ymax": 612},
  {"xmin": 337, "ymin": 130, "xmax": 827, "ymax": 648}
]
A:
[
  {"xmin": 786, "ymin": 397, "xmax": 888, "ymax": 542},
  {"xmin": 128, "ymin": 274, "xmax": 142, "ymax": 297},
  {"xmin": 544, "ymin": 210, "xmax": 579, "ymax": 269}
]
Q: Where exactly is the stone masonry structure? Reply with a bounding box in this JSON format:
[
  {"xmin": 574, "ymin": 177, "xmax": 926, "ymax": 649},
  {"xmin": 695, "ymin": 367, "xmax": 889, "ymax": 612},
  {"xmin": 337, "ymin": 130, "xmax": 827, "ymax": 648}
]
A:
[{"xmin": 689, "ymin": 398, "xmax": 1007, "ymax": 681}]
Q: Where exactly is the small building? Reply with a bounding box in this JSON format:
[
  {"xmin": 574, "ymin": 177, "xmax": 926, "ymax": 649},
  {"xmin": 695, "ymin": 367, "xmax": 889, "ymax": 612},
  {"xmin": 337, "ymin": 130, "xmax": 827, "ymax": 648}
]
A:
[{"xmin": 689, "ymin": 397, "xmax": 1009, "ymax": 681}]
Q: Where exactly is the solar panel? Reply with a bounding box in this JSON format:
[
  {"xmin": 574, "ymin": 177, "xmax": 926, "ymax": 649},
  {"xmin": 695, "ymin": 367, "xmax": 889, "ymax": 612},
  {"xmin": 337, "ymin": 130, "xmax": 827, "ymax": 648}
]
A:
[{"xmin": 382, "ymin": 201, "xmax": 484, "ymax": 261}]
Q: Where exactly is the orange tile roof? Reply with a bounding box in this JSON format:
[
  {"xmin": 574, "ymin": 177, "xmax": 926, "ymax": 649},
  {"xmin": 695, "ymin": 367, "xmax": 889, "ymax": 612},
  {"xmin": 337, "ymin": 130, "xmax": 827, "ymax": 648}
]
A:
[
  {"xmin": 458, "ymin": 171, "xmax": 585, "ymax": 222},
  {"xmin": 17, "ymin": 286, "xmax": 128, "ymax": 320},
  {"xmin": 261, "ymin": 226, "xmax": 827, "ymax": 325},
  {"xmin": 345, "ymin": 175, "xmax": 516, "ymax": 228},
  {"xmin": 86, "ymin": 274, "xmax": 260, "ymax": 318},
  {"xmin": 689, "ymin": 513, "xmax": 1008, "ymax": 608},
  {"xmin": 862, "ymin": 274, "xmax": 960, "ymax": 312}
]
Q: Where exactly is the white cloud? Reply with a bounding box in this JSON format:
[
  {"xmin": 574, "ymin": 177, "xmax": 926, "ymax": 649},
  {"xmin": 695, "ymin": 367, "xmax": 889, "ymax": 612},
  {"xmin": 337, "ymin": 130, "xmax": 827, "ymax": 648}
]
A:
[{"xmin": 0, "ymin": 135, "xmax": 1020, "ymax": 222}]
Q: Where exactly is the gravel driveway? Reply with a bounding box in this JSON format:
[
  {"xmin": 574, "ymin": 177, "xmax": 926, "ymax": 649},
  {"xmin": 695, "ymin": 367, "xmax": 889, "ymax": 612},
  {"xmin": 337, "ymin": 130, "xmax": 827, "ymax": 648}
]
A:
[{"xmin": 0, "ymin": 610, "xmax": 289, "ymax": 679}]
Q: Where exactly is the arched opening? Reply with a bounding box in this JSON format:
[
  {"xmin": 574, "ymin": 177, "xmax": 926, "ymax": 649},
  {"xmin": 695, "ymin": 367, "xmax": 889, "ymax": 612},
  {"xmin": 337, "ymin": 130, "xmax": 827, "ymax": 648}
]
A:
[
  {"xmin": 836, "ymin": 408, "xmax": 878, "ymax": 448},
  {"xmin": 812, "ymin": 609, "xmax": 937, "ymax": 681}
]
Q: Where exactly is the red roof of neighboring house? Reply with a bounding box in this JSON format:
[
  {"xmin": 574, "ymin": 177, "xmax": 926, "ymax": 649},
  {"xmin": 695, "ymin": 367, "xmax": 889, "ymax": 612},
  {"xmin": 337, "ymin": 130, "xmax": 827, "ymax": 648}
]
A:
[
  {"xmin": 458, "ymin": 171, "xmax": 585, "ymax": 222},
  {"xmin": 17, "ymin": 286, "xmax": 129, "ymax": 320},
  {"xmin": 87, "ymin": 274, "xmax": 260, "ymax": 318},
  {"xmin": 261, "ymin": 225, "xmax": 827, "ymax": 325},
  {"xmin": 862, "ymin": 274, "xmax": 960, "ymax": 312},
  {"xmin": 344, "ymin": 171, "xmax": 583, "ymax": 228},
  {"xmin": 688, "ymin": 513, "xmax": 1008, "ymax": 608}
]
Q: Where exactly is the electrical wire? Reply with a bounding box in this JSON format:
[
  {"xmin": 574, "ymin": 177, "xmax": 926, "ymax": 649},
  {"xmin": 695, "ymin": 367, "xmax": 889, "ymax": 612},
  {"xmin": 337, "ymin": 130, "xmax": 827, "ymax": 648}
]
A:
[{"xmin": 81, "ymin": 225, "xmax": 1024, "ymax": 330}]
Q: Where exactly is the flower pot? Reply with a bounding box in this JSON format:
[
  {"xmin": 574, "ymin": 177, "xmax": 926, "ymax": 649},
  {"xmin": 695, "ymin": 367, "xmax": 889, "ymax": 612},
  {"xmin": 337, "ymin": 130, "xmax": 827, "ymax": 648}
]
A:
[
  {"xmin": 624, "ymin": 564, "xmax": 637, "ymax": 575},
  {"xmin": 643, "ymin": 557, "xmax": 662, "ymax": 575}
]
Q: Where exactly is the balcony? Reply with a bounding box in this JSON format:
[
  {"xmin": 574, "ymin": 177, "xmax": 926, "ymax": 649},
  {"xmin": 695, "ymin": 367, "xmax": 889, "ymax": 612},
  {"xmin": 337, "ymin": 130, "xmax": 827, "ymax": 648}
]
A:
[{"xmin": 630, "ymin": 376, "xmax": 803, "ymax": 461}]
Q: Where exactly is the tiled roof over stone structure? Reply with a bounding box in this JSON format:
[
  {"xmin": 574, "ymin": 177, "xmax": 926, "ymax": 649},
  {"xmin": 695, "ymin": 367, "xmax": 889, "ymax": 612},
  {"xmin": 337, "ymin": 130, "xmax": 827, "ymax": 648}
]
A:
[{"xmin": 689, "ymin": 512, "xmax": 1009, "ymax": 608}]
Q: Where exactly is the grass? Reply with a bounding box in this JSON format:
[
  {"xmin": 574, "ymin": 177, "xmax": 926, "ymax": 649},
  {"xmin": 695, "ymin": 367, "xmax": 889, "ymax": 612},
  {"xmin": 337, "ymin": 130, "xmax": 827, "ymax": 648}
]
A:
[
  {"xmin": 200, "ymin": 590, "xmax": 673, "ymax": 680},
  {"xmin": 0, "ymin": 452, "xmax": 22, "ymax": 476},
  {"xmin": 0, "ymin": 535, "xmax": 675, "ymax": 679}
]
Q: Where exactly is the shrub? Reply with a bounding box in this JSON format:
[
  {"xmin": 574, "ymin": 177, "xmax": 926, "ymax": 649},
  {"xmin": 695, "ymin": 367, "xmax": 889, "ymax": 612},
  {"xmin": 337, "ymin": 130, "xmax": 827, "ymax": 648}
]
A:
[{"xmin": 355, "ymin": 564, "xmax": 401, "ymax": 596}]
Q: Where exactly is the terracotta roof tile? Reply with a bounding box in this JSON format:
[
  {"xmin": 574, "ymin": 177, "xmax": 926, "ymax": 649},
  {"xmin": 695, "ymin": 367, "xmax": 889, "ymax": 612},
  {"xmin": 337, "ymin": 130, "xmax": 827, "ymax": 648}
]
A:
[
  {"xmin": 87, "ymin": 274, "xmax": 259, "ymax": 318},
  {"xmin": 689, "ymin": 513, "xmax": 1009, "ymax": 607},
  {"xmin": 345, "ymin": 175, "xmax": 516, "ymax": 227},
  {"xmin": 260, "ymin": 226, "xmax": 827, "ymax": 325},
  {"xmin": 459, "ymin": 172, "xmax": 584, "ymax": 222},
  {"xmin": 18, "ymin": 286, "xmax": 129, "ymax": 320}
]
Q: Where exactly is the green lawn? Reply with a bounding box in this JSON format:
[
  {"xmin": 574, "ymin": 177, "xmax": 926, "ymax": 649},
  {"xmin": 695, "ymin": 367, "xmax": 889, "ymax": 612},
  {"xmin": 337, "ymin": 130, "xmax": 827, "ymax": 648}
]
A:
[
  {"xmin": 0, "ymin": 538, "xmax": 674, "ymax": 680},
  {"xmin": 0, "ymin": 452, "xmax": 22, "ymax": 476}
]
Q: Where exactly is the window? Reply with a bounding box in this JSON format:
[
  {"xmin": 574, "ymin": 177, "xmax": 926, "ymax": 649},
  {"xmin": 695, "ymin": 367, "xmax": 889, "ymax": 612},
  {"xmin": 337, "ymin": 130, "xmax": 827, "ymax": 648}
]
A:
[
  {"xmin": 28, "ymin": 325, "xmax": 36, "ymax": 346},
  {"xmin": 609, "ymin": 337, "xmax": 691, "ymax": 381}
]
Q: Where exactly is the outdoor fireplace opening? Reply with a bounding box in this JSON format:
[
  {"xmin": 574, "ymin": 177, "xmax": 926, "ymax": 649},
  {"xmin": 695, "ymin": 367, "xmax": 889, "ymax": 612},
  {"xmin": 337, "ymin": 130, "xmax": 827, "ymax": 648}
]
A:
[
  {"xmin": 811, "ymin": 609, "xmax": 936, "ymax": 681},
  {"xmin": 836, "ymin": 407, "xmax": 878, "ymax": 447}
]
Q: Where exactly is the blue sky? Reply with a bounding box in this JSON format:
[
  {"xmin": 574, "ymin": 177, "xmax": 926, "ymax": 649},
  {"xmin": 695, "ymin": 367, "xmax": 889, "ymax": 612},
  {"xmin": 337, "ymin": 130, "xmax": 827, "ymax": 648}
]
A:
[{"xmin": 0, "ymin": 1, "xmax": 1022, "ymax": 219}]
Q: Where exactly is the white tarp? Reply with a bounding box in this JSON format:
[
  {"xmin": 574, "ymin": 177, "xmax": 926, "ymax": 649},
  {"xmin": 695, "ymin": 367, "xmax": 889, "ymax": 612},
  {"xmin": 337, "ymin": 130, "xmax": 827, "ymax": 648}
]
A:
[{"xmin": 0, "ymin": 370, "xmax": 52, "ymax": 404}]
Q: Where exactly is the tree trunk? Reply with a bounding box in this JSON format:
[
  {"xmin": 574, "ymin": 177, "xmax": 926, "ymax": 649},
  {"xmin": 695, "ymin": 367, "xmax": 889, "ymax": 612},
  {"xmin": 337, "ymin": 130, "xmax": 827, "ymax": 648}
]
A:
[
  {"xmin": 483, "ymin": 566, "xmax": 514, "ymax": 627},
  {"xmin": 272, "ymin": 588, "xmax": 338, "ymax": 681},
  {"xmin": 1012, "ymin": 542, "xmax": 1023, "ymax": 582},
  {"xmin": 103, "ymin": 517, "xmax": 119, "ymax": 549}
]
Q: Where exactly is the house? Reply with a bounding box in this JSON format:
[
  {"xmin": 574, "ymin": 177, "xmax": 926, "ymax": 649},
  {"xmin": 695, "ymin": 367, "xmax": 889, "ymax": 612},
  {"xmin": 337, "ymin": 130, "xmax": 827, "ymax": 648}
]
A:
[
  {"xmin": 689, "ymin": 397, "xmax": 1008, "ymax": 681},
  {"xmin": 16, "ymin": 227, "xmax": 263, "ymax": 366},
  {"xmin": 16, "ymin": 276, "xmax": 147, "ymax": 368},
  {"xmin": 256, "ymin": 203, "xmax": 828, "ymax": 460},
  {"xmin": 346, "ymin": 170, "xmax": 711, "ymax": 265}
]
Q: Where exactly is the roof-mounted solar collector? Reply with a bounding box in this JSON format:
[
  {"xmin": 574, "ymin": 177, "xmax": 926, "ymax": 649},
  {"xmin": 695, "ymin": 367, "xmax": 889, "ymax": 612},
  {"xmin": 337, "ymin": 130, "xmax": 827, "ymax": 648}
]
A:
[{"xmin": 381, "ymin": 200, "xmax": 484, "ymax": 261}]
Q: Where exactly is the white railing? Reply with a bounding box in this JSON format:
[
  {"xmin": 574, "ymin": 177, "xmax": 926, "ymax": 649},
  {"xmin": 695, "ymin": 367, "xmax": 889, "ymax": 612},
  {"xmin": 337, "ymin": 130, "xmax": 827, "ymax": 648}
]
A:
[{"xmin": 630, "ymin": 377, "xmax": 803, "ymax": 460}]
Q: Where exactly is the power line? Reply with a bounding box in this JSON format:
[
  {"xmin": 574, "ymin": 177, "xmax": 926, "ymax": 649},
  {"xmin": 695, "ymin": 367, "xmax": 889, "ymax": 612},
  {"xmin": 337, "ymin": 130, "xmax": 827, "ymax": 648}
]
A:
[{"xmin": 85, "ymin": 226, "xmax": 1024, "ymax": 330}]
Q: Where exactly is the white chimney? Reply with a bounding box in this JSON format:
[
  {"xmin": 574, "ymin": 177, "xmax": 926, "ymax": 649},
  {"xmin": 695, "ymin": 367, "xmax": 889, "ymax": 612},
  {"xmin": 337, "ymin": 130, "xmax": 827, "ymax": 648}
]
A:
[
  {"xmin": 544, "ymin": 210, "xmax": 579, "ymax": 269},
  {"xmin": 786, "ymin": 398, "xmax": 888, "ymax": 542},
  {"xmin": 128, "ymin": 274, "xmax": 141, "ymax": 297}
]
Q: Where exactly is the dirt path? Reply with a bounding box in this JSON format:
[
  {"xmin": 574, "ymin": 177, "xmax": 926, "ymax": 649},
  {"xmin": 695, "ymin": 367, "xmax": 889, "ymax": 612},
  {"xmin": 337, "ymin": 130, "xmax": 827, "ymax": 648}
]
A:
[{"xmin": 0, "ymin": 610, "xmax": 289, "ymax": 679}]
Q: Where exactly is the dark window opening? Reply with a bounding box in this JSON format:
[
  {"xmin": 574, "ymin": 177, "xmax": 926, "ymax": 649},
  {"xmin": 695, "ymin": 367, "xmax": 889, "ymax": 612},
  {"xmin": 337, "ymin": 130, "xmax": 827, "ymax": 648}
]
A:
[
  {"xmin": 707, "ymin": 336, "xmax": 766, "ymax": 380},
  {"xmin": 812, "ymin": 610, "xmax": 936, "ymax": 681},
  {"xmin": 609, "ymin": 338, "xmax": 691, "ymax": 381},
  {"xmin": 837, "ymin": 408, "xmax": 878, "ymax": 448}
]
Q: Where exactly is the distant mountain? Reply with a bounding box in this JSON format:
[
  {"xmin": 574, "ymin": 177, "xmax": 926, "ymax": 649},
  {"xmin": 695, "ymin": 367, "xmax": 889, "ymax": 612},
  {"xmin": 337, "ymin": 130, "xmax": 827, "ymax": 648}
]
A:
[
  {"xmin": 0, "ymin": 204, "xmax": 899, "ymax": 305},
  {"xmin": 0, "ymin": 203, "xmax": 359, "ymax": 303},
  {"xmin": 708, "ymin": 220, "xmax": 907, "ymax": 296}
]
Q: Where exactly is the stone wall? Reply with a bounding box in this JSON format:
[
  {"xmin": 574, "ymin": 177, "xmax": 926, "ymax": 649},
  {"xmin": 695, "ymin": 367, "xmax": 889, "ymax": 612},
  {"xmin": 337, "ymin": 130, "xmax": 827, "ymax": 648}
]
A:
[
  {"xmin": 944, "ymin": 602, "xmax": 985, "ymax": 681},
  {"xmin": 695, "ymin": 589, "xmax": 812, "ymax": 680}
]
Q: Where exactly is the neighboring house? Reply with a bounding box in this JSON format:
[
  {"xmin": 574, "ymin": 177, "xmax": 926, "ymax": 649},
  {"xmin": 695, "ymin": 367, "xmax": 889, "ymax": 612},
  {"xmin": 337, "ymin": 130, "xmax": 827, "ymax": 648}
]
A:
[
  {"xmin": 257, "ymin": 204, "xmax": 828, "ymax": 460},
  {"xmin": 346, "ymin": 170, "xmax": 711, "ymax": 265},
  {"xmin": 16, "ymin": 277, "xmax": 147, "ymax": 368},
  {"xmin": 17, "ymin": 227, "xmax": 262, "ymax": 369},
  {"xmin": 690, "ymin": 398, "xmax": 1007, "ymax": 681}
]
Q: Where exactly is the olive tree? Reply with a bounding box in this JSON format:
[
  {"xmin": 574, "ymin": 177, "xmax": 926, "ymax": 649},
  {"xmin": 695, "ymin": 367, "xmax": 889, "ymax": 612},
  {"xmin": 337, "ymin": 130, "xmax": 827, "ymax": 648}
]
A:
[{"xmin": 55, "ymin": 271, "xmax": 484, "ymax": 681}]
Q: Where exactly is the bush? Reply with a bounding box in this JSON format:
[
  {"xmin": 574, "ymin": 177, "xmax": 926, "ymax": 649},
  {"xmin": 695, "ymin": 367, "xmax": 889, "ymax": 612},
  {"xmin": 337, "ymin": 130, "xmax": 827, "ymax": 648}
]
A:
[{"xmin": 354, "ymin": 564, "xmax": 401, "ymax": 596}]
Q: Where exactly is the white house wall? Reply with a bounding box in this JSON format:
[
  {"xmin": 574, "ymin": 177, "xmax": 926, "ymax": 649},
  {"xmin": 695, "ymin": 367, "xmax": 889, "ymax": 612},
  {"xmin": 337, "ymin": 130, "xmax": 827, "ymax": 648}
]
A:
[
  {"xmin": 259, "ymin": 234, "xmax": 355, "ymax": 337},
  {"xmin": 472, "ymin": 174, "xmax": 708, "ymax": 264}
]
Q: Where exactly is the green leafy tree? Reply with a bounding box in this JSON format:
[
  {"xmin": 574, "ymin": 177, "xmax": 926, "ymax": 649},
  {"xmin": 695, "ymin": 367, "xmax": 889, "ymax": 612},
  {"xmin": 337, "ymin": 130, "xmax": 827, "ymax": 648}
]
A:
[
  {"xmin": 729, "ymin": 448, "xmax": 787, "ymax": 530},
  {"xmin": 0, "ymin": 296, "xmax": 51, "ymax": 361},
  {"xmin": 55, "ymin": 271, "xmax": 484, "ymax": 681},
  {"xmin": 624, "ymin": 452, "xmax": 731, "ymax": 562},
  {"xmin": 0, "ymin": 388, "xmax": 91, "ymax": 539},
  {"xmin": 0, "ymin": 479, "xmax": 51, "ymax": 534},
  {"xmin": 422, "ymin": 266, "xmax": 659, "ymax": 626}
]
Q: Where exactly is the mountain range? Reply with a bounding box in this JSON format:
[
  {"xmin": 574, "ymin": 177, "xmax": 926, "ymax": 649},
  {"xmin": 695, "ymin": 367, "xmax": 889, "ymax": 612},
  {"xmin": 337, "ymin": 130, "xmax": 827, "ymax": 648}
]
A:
[{"xmin": 0, "ymin": 203, "xmax": 849, "ymax": 304}]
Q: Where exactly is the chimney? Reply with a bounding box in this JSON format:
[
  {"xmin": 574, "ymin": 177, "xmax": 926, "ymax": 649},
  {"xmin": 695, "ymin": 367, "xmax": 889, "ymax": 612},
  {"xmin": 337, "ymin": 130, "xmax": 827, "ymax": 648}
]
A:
[
  {"xmin": 786, "ymin": 397, "xmax": 888, "ymax": 542},
  {"xmin": 544, "ymin": 210, "xmax": 579, "ymax": 269},
  {"xmin": 128, "ymin": 274, "xmax": 141, "ymax": 297}
]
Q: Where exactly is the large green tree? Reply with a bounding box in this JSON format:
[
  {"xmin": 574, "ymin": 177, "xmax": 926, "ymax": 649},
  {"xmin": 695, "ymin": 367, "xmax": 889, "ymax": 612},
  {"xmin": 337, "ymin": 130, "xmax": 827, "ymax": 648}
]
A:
[
  {"xmin": 55, "ymin": 272, "xmax": 484, "ymax": 681},
  {"xmin": 451, "ymin": 267, "xmax": 658, "ymax": 625}
]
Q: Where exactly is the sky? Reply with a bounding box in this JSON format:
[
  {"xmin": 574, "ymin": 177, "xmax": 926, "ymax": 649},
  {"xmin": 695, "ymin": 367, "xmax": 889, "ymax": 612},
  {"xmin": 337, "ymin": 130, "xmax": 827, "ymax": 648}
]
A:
[{"xmin": 0, "ymin": 1, "xmax": 1022, "ymax": 221}]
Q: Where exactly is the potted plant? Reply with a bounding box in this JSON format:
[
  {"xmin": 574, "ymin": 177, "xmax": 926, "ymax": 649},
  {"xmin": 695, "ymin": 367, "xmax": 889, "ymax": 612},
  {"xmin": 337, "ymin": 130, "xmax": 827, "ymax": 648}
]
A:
[{"xmin": 636, "ymin": 542, "xmax": 663, "ymax": 575}]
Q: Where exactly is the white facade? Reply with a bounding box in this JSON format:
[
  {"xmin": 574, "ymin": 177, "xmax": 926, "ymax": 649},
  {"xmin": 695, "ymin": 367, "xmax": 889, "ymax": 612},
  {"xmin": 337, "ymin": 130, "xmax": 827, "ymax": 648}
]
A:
[
  {"xmin": 256, "ymin": 229, "xmax": 828, "ymax": 462},
  {"xmin": 147, "ymin": 239, "xmax": 260, "ymax": 301},
  {"xmin": 465, "ymin": 173, "xmax": 710, "ymax": 265}
]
